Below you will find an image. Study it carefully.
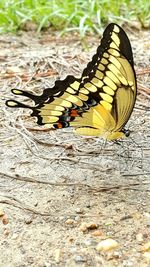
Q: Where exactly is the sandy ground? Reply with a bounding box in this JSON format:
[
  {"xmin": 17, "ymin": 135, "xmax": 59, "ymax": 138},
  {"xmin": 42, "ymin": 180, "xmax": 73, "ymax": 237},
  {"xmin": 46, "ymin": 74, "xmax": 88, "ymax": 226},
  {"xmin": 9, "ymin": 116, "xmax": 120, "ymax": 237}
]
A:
[{"xmin": 0, "ymin": 27, "xmax": 150, "ymax": 267}]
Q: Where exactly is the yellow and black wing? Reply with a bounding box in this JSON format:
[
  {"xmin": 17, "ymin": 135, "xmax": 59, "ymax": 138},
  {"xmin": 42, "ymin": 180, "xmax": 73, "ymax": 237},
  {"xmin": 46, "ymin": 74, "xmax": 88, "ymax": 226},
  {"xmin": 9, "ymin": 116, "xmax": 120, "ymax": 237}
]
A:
[{"xmin": 6, "ymin": 23, "xmax": 137, "ymax": 140}]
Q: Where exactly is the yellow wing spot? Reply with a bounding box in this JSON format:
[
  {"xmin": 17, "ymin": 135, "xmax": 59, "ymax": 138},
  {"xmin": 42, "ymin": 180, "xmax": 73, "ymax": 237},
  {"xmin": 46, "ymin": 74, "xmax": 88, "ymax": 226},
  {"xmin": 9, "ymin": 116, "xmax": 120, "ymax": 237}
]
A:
[
  {"xmin": 98, "ymin": 63, "xmax": 105, "ymax": 71},
  {"xmin": 95, "ymin": 70, "xmax": 104, "ymax": 79},
  {"xmin": 108, "ymin": 63, "xmax": 128, "ymax": 85},
  {"xmin": 51, "ymin": 98, "xmax": 72, "ymax": 108},
  {"xmin": 84, "ymin": 82, "xmax": 97, "ymax": 92},
  {"xmin": 12, "ymin": 89, "xmax": 23, "ymax": 95},
  {"xmin": 101, "ymin": 58, "xmax": 108, "ymax": 65},
  {"xmin": 118, "ymin": 58, "xmax": 136, "ymax": 90},
  {"xmin": 111, "ymin": 32, "xmax": 120, "ymax": 47},
  {"xmin": 6, "ymin": 101, "xmax": 18, "ymax": 107},
  {"xmin": 91, "ymin": 78, "xmax": 103, "ymax": 88},
  {"xmin": 106, "ymin": 70, "xmax": 120, "ymax": 85},
  {"xmin": 100, "ymin": 100, "xmax": 112, "ymax": 111},
  {"xmin": 109, "ymin": 55, "xmax": 127, "ymax": 78},
  {"xmin": 79, "ymin": 88, "xmax": 89, "ymax": 95},
  {"xmin": 38, "ymin": 110, "xmax": 62, "ymax": 116},
  {"xmin": 103, "ymin": 86, "xmax": 115, "ymax": 96},
  {"xmin": 103, "ymin": 76, "xmax": 117, "ymax": 90},
  {"xmin": 42, "ymin": 104, "xmax": 65, "ymax": 111},
  {"xmin": 78, "ymin": 93, "xmax": 88, "ymax": 101},
  {"xmin": 113, "ymin": 25, "xmax": 120, "ymax": 33},
  {"xmin": 110, "ymin": 42, "xmax": 119, "ymax": 50},
  {"xmin": 108, "ymin": 49, "xmax": 120, "ymax": 57},
  {"xmin": 103, "ymin": 52, "xmax": 109, "ymax": 58},
  {"xmin": 99, "ymin": 92, "xmax": 113, "ymax": 103},
  {"xmin": 62, "ymin": 92, "xmax": 83, "ymax": 106},
  {"xmin": 70, "ymin": 81, "xmax": 80, "ymax": 90},
  {"xmin": 109, "ymin": 55, "xmax": 121, "ymax": 69},
  {"xmin": 42, "ymin": 116, "xmax": 59, "ymax": 124},
  {"xmin": 67, "ymin": 87, "xmax": 76, "ymax": 94}
]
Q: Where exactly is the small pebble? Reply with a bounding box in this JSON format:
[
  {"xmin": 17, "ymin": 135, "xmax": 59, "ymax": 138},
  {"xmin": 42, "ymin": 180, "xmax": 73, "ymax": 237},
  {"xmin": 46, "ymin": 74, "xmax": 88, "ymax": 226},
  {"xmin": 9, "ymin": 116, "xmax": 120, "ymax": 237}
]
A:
[
  {"xmin": 92, "ymin": 230, "xmax": 103, "ymax": 237},
  {"xmin": 79, "ymin": 222, "xmax": 87, "ymax": 232},
  {"xmin": 74, "ymin": 255, "xmax": 86, "ymax": 263},
  {"xmin": 75, "ymin": 208, "xmax": 84, "ymax": 214},
  {"xmin": 144, "ymin": 212, "xmax": 150, "ymax": 218},
  {"xmin": 96, "ymin": 238, "xmax": 119, "ymax": 252},
  {"xmin": 79, "ymin": 222, "xmax": 98, "ymax": 232},
  {"xmin": 106, "ymin": 251, "xmax": 121, "ymax": 260},
  {"xmin": 136, "ymin": 233, "xmax": 144, "ymax": 242},
  {"xmin": 86, "ymin": 222, "xmax": 98, "ymax": 230},
  {"xmin": 2, "ymin": 215, "xmax": 9, "ymax": 225},
  {"xmin": 141, "ymin": 241, "xmax": 150, "ymax": 252},
  {"xmin": 83, "ymin": 238, "xmax": 97, "ymax": 246},
  {"xmin": 54, "ymin": 249, "xmax": 61, "ymax": 263},
  {"xmin": 74, "ymin": 216, "xmax": 81, "ymax": 221},
  {"xmin": 70, "ymin": 246, "xmax": 77, "ymax": 253},
  {"xmin": 65, "ymin": 218, "xmax": 74, "ymax": 225},
  {"xmin": 25, "ymin": 218, "xmax": 33, "ymax": 225}
]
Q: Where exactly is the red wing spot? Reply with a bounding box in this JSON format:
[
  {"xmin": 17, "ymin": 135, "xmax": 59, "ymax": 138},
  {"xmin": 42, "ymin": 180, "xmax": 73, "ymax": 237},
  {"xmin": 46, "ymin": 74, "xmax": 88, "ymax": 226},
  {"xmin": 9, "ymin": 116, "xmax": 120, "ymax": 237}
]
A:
[
  {"xmin": 70, "ymin": 109, "xmax": 78, "ymax": 117},
  {"xmin": 57, "ymin": 122, "xmax": 63, "ymax": 129}
]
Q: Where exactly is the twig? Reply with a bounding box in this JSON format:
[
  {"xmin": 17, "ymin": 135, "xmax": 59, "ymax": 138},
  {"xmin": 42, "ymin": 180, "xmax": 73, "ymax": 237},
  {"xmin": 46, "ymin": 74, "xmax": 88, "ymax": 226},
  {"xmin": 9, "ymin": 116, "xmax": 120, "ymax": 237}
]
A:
[
  {"xmin": 88, "ymin": 182, "xmax": 150, "ymax": 193},
  {"xmin": 0, "ymin": 171, "xmax": 89, "ymax": 187},
  {"xmin": 138, "ymin": 82, "xmax": 150, "ymax": 93},
  {"xmin": 1, "ymin": 171, "xmax": 150, "ymax": 192},
  {"xmin": 121, "ymin": 172, "xmax": 150, "ymax": 176},
  {"xmin": 136, "ymin": 67, "xmax": 150, "ymax": 75},
  {"xmin": 0, "ymin": 69, "xmax": 58, "ymax": 81},
  {"xmin": 0, "ymin": 198, "xmax": 55, "ymax": 217}
]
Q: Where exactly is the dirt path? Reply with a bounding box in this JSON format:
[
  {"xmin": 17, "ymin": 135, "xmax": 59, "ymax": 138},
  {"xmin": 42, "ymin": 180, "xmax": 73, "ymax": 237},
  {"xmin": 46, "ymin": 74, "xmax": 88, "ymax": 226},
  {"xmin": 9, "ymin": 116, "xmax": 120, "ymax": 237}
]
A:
[{"xmin": 0, "ymin": 28, "xmax": 150, "ymax": 267}]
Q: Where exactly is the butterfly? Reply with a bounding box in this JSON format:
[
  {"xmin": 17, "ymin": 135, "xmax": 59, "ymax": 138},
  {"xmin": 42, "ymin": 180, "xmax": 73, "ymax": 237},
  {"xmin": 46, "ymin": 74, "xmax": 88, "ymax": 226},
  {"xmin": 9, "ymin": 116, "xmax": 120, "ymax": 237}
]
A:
[{"xmin": 6, "ymin": 23, "xmax": 137, "ymax": 141}]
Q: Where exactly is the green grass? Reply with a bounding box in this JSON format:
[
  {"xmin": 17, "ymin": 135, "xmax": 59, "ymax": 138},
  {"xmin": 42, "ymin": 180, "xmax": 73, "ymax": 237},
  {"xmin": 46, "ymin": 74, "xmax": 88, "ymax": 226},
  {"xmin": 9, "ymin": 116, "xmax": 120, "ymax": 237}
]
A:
[{"xmin": 0, "ymin": 0, "xmax": 149, "ymax": 36}]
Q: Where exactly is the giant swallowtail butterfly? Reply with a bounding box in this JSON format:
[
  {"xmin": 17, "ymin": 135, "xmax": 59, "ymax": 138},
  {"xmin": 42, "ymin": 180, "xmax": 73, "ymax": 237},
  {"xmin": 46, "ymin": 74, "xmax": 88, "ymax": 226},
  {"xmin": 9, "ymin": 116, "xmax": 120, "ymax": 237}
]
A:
[{"xmin": 6, "ymin": 23, "xmax": 137, "ymax": 140}]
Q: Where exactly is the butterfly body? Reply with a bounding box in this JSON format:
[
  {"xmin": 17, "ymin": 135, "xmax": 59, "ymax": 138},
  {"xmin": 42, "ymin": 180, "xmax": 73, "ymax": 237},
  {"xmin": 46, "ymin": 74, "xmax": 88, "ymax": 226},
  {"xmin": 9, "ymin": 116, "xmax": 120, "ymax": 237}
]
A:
[{"xmin": 6, "ymin": 23, "xmax": 137, "ymax": 140}]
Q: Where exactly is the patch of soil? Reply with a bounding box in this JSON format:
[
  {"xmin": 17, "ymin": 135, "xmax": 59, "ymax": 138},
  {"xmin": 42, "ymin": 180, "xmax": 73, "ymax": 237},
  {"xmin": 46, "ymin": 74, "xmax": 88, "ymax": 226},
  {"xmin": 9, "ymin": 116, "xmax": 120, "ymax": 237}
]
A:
[{"xmin": 0, "ymin": 28, "xmax": 150, "ymax": 267}]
